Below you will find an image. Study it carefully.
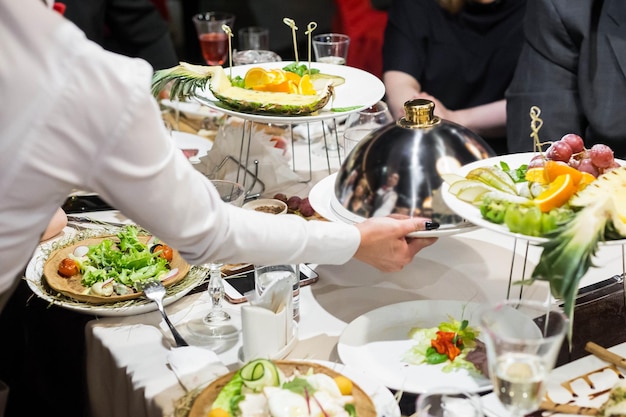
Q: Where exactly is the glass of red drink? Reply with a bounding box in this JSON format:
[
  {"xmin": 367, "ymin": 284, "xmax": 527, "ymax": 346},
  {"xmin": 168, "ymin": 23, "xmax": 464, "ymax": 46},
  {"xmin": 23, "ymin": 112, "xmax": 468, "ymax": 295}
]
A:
[{"xmin": 193, "ymin": 12, "xmax": 236, "ymax": 66}]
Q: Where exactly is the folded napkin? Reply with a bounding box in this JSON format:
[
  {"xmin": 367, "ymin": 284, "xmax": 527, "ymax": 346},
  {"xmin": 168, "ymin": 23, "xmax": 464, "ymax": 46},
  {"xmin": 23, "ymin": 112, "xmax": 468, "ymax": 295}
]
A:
[
  {"xmin": 197, "ymin": 117, "xmax": 302, "ymax": 194},
  {"xmin": 241, "ymin": 277, "xmax": 293, "ymax": 361},
  {"xmin": 167, "ymin": 346, "xmax": 229, "ymax": 391}
]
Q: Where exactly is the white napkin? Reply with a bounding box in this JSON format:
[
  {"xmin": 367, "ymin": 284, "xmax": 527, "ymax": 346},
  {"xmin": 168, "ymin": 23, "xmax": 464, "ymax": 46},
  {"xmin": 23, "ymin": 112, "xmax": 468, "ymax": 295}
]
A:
[
  {"xmin": 167, "ymin": 346, "xmax": 229, "ymax": 391},
  {"xmin": 292, "ymin": 122, "xmax": 331, "ymax": 142},
  {"xmin": 197, "ymin": 117, "xmax": 302, "ymax": 194},
  {"xmin": 241, "ymin": 277, "xmax": 293, "ymax": 361}
]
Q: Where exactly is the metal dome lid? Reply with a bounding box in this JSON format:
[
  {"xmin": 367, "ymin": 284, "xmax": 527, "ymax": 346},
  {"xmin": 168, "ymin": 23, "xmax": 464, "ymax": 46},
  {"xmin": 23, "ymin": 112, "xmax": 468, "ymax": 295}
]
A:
[{"xmin": 332, "ymin": 99, "xmax": 496, "ymax": 233}]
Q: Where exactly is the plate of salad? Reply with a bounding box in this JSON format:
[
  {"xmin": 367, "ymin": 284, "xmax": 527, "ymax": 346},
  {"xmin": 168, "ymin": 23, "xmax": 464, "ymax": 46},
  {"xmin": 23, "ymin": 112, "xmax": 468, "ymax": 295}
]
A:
[
  {"xmin": 337, "ymin": 300, "xmax": 491, "ymax": 394},
  {"xmin": 25, "ymin": 227, "xmax": 206, "ymax": 316}
]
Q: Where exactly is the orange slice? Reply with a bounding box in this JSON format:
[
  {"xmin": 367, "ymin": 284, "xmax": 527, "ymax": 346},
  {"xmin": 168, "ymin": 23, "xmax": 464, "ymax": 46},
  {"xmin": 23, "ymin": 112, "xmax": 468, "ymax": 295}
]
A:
[
  {"xmin": 544, "ymin": 160, "xmax": 583, "ymax": 184},
  {"xmin": 284, "ymin": 71, "xmax": 301, "ymax": 83},
  {"xmin": 298, "ymin": 74, "xmax": 316, "ymax": 95},
  {"xmin": 525, "ymin": 167, "xmax": 546, "ymax": 184},
  {"xmin": 576, "ymin": 171, "xmax": 596, "ymax": 191},
  {"xmin": 534, "ymin": 173, "xmax": 576, "ymax": 212},
  {"xmin": 244, "ymin": 67, "xmax": 273, "ymax": 89},
  {"xmin": 253, "ymin": 80, "xmax": 299, "ymax": 93}
]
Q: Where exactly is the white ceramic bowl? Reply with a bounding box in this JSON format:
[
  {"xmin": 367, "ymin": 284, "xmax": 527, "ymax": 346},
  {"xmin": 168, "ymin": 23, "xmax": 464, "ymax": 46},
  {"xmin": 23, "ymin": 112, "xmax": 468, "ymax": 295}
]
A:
[{"xmin": 242, "ymin": 198, "xmax": 288, "ymax": 215}]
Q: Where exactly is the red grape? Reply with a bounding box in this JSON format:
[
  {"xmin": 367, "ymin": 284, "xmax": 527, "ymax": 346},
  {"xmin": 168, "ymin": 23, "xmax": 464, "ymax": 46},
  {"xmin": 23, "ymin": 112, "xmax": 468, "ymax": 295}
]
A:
[
  {"xmin": 568, "ymin": 157, "xmax": 580, "ymax": 169},
  {"xmin": 560, "ymin": 133, "xmax": 585, "ymax": 154},
  {"xmin": 588, "ymin": 144, "xmax": 614, "ymax": 168},
  {"xmin": 578, "ymin": 158, "xmax": 600, "ymax": 177},
  {"xmin": 546, "ymin": 141, "xmax": 573, "ymax": 162},
  {"xmin": 528, "ymin": 154, "xmax": 546, "ymax": 169},
  {"xmin": 298, "ymin": 197, "xmax": 315, "ymax": 217},
  {"xmin": 273, "ymin": 193, "xmax": 288, "ymax": 203},
  {"xmin": 286, "ymin": 196, "xmax": 302, "ymax": 211}
]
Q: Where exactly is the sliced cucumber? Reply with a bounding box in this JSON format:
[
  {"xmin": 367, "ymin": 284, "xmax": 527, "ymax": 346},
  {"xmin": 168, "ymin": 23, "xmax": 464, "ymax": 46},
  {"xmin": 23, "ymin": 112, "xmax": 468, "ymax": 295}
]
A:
[{"xmin": 240, "ymin": 359, "xmax": 280, "ymax": 392}]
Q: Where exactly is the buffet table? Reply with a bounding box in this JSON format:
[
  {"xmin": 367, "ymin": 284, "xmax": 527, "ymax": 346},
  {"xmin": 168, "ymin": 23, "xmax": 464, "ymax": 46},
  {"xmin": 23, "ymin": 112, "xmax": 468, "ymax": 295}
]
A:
[{"xmin": 79, "ymin": 214, "xmax": 626, "ymax": 417}]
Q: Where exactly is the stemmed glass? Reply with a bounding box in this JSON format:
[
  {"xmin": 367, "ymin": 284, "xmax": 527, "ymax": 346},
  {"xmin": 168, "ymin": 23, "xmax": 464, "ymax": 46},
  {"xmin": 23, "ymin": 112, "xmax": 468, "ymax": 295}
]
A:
[
  {"xmin": 186, "ymin": 179, "xmax": 245, "ymax": 343},
  {"xmin": 342, "ymin": 100, "xmax": 394, "ymax": 157},
  {"xmin": 479, "ymin": 299, "xmax": 568, "ymax": 417}
]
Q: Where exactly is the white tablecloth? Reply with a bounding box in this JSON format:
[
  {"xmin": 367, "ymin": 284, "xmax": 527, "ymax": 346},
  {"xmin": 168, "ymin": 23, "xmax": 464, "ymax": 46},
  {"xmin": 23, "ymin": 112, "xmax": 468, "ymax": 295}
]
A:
[{"xmin": 83, "ymin": 224, "xmax": 626, "ymax": 417}]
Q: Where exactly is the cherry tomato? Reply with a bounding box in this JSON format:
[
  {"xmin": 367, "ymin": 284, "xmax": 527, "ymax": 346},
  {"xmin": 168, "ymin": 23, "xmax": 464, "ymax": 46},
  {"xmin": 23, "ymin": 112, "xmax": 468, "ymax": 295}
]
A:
[
  {"xmin": 151, "ymin": 244, "xmax": 173, "ymax": 262},
  {"xmin": 58, "ymin": 257, "xmax": 79, "ymax": 277}
]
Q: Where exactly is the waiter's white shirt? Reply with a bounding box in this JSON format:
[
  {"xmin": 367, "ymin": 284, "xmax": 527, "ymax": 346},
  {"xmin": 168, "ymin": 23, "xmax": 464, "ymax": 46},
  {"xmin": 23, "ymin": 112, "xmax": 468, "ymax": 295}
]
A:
[{"xmin": 0, "ymin": 0, "xmax": 360, "ymax": 296}]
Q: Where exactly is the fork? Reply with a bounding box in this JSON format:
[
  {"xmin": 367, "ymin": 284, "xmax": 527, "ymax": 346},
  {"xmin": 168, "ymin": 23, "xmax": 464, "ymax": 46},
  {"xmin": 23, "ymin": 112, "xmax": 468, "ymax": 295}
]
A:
[{"xmin": 141, "ymin": 280, "xmax": 189, "ymax": 347}]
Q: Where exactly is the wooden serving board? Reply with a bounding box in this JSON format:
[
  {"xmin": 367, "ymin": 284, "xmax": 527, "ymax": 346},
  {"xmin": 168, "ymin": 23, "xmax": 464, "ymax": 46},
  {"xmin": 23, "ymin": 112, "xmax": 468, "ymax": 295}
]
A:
[
  {"xmin": 189, "ymin": 360, "xmax": 377, "ymax": 417},
  {"xmin": 43, "ymin": 235, "xmax": 190, "ymax": 304}
]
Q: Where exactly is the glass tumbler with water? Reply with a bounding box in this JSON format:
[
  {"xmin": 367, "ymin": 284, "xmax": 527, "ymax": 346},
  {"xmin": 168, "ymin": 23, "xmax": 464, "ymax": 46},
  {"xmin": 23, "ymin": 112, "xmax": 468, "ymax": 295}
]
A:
[
  {"xmin": 479, "ymin": 299, "xmax": 568, "ymax": 417},
  {"xmin": 254, "ymin": 264, "xmax": 299, "ymax": 320}
]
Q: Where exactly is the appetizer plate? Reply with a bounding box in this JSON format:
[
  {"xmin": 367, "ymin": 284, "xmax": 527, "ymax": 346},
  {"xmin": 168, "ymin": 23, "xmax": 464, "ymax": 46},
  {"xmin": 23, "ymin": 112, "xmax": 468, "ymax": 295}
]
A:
[
  {"xmin": 337, "ymin": 300, "xmax": 492, "ymax": 394},
  {"xmin": 25, "ymin": 232, "xmax": 205, "ymax": 316},
  {"xmin": 189, "ymin": 360, "xmax": 399, "ymax": 417},
  {"xmin": 482, "ymin": 342, "xmax": 626, "ymax": 417},
  {"xmin": 193, "ymin": 61, "xmax": 385, "ymax": 124},
  {"xmin": 161, "ymin": 98, "xmax": 223, "ymax": 120},
  {"xmin": 42, "ymin": 235, "xmax": 190, "ymax": 304},
  {"xmin": 309, "ymin": 173, "xmax": 478, "ymax": 237},
  {"xmin": 171, "ymin": 130, "xmax": 213, "ymax": 164},
  {"xmin": 441, "ymin": 152, "xmax": 626, "ymax": 245}
]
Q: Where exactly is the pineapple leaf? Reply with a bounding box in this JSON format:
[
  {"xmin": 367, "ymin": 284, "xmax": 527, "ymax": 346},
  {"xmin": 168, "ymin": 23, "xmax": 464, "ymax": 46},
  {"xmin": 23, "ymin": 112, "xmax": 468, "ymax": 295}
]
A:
[
  {"xmin": 151, "ymin": 64, "xmax": 212, "ymax": 101},
  {"xmin": 529, "ymin": 199, "xmax": 609, "ymax": 341}
]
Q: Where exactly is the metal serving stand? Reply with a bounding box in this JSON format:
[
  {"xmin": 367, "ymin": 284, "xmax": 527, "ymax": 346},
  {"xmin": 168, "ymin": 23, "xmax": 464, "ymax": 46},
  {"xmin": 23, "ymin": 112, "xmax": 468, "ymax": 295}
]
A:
[{"xmin": 190, "ymin": 61, "xmax": 385, "ymax": 199}]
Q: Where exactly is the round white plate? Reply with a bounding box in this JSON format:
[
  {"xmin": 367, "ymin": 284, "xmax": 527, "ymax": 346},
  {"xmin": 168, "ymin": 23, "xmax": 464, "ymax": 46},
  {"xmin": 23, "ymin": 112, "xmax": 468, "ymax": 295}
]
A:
[
  {"xmin": 337, "ymin": 300, "xmax": 491, "ymax": 394},
  {"xmin": 171, "ymin": 131, "xmax": 213, "ymax": 164},
  {"xmin": 161, "ymin": 98, "xmax": 223, "ymax": 120},
  {"xmin": 193, "ymin": 61, "xmax": 385, "ymax": 124},
  {"xmin": 441, "ymin": 152, "xmax": 626, "ymax": 245},
  {"xmin": 309, "ymin": 173, "xmax": 478, "ymax": 237},
  {"xmin": 24, "ymin": 233, "xmax": 205, "ymax": 317}
]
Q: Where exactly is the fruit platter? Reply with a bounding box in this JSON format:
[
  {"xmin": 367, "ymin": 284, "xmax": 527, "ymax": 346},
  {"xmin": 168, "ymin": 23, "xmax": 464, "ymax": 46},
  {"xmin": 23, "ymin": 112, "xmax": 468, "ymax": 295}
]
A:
[
  {"xmin": 151, "ymin": 61, "xmax": 385, "ymax": 124},
  {"xmin": 441, "ymin": 133, "xmax": 626, "ymax": 329}
]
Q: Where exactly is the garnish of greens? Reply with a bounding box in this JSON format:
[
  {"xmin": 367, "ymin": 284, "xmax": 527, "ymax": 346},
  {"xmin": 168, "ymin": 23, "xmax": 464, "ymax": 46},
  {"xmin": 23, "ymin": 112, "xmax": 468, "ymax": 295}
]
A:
[
  {"xmin": 403, "ymin": 315, "xmax": 481, "ymax": 374},
  {"xmin": 74, "ymin": 226, "xmax": 170, "ymax": 290}
]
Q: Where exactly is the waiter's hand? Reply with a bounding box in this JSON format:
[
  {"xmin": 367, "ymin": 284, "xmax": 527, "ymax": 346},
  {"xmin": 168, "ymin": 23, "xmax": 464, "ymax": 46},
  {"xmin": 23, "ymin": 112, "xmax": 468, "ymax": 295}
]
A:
[{"xmin": 353, "ymin": 216, "xmax": 438, "ymax": 272}]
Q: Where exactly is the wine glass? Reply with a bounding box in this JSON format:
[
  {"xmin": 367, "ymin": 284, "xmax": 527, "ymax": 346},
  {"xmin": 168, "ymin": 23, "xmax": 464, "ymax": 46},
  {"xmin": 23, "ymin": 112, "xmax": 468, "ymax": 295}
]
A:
[
  {"xmin": 416, "ymin": 388, "xmax": 483, "ymax": 417},
  {"xmin": 478, "ymin": 299, "xmax": 568, "ymax": 416},
  {"xmin": 193, "ymin": 12, "xmax": 235, "ymax": 66},
  {"xmin": 186, "ymin": 179, "xmax": 245, "ymax": 343},
  {"xmin": 342, "ymin": 100, "xmax": 394, "ymax": 157}
]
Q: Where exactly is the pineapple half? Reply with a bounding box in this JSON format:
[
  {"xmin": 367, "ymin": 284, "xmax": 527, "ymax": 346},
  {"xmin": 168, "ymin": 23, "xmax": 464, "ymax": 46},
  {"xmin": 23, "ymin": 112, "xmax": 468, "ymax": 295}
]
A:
[
  {"xmin": 528, "ymin": 166, "xmax": 626, "ymax": 340},
  {"xmin": 151, "ymin": 62, "xmax": 335, "ymax": 116}
]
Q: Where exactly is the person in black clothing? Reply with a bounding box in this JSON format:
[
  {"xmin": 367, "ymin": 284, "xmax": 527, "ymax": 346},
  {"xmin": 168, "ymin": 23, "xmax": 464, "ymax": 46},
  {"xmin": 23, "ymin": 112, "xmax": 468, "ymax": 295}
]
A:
[
  {"xmin": 506, "ymin": 0, "xmax": 626, "ymax": 158},
  {"xmin": 382, "ymin": 0, "xmax": 527, "ymax": 155},
  {"xmin": 62, "ymin": 0, "xmax": 178, "ymax": 70}
]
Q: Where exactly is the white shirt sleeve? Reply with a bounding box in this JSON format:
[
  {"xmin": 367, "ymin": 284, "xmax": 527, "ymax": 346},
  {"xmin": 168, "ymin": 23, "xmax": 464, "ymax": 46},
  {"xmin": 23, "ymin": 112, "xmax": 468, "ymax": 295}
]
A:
[{"xmin": 0, "ymin": 2, "xmax": 361, "ymax": 294}]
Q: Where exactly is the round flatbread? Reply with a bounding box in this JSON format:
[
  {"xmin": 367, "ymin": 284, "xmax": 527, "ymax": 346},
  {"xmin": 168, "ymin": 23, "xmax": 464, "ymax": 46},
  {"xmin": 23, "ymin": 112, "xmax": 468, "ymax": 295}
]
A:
[
  {"xmin": 189, "ymin": 360, "xmax": 377, "ymax": 417},
  {"xmin": 43, "ymin": 235, "xmax": 190, "ymax": 304}
]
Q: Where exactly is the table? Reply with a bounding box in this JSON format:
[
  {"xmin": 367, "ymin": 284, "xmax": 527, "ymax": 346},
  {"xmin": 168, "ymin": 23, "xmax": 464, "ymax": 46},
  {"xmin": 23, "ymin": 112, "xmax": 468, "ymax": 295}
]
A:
[{"xmin": 81, "ymin": 217, "xmax": 626, "ymax": 417}]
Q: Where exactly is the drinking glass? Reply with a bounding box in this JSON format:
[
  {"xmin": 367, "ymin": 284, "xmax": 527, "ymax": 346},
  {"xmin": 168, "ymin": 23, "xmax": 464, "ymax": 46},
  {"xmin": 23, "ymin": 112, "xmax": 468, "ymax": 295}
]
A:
[
  {"xmin": 193, "ymin": 12, "xmax": 235, "ymax": 66},
  {"xmin": 238, "ymin": 26, "xmax": 269, "ymax": 50},
  {"xmin": 479, "ymin": 299, "xmax": 568, "ymax": 417},
  {"xmin": 254, "ymin": 264, "xmax": 299, "ymax": 319},
  {"xmin": 416, "ymin": 388, "xmax": 483, "ymax": 417},
  {"xmin": 342, "ymin": 101, "xmax": 394, "ymax": 157},
  {"xmin": 312, "ymin": 33, "xmax": 350, "ymax": 65},
  {"xmin": 186, "ymin": 180, "xmax": 245, "ymax": 342}
]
